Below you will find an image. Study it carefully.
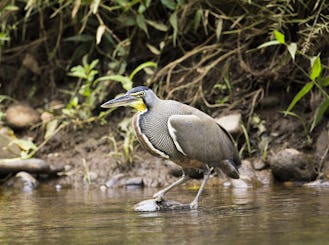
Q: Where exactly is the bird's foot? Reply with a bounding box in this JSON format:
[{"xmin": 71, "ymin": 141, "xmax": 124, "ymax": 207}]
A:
[
  {"xmin": 152, "ymin": 192, "xmax": 165, "ymax": 203},
  {"xmin": 189, "ymin": 200, "xmax": 199, "ymax": 210}
]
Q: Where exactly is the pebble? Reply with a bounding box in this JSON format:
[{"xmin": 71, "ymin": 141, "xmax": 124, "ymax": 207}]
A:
[
  {"xmin": 216, "ymin": 113, "xmax": 242, "ymax": 134},
  {"xmin": 5, "ymin": 103, "xmax": 40, "ymax": 129}
]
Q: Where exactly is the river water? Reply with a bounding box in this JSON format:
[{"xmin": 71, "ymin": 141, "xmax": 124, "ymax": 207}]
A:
[{"xmin": 1, "ymin": 184, "xmax": 329, "ymax": 244}]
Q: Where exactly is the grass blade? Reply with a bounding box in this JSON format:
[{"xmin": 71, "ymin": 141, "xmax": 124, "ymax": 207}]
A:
[
  {"xmin": 310, "ymin": 98, "xmax": 329, "ymax": 132},
  {"xmin": 285, "ymin": 81, "xmax": 314, "ymax": 114}
]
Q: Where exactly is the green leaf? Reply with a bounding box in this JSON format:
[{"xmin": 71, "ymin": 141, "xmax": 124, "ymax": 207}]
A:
[
  {"xmin": 64, "ymin": 34, "xmax": 94, "ymax": 42},
  {"xmin": 0, "ymin": 32, "xmax": 10, "ymax": 41},
  {"xmin": 257, "ymin": 40, "xmax": 280, "ymax": 49},
  {"xmin": 273, "ymin": 30, "xmax": 285, "ymax": 44},
  {"xmin": 145, "ymin": 20, "xmax": 168, "ymax": 32},
  {"xmin": 310, "ymin": 98, "xmax": 329, "ymax": 132},
  {"xmin": 146, "ymin": 44, "xmax": 161, "ymax": 55},
  {"xmin": 11, "ymin": 139, "xmax": 37, "ymax": 152},
  {"xmin": 97, "ymin": 75, "xmax": 132, "ymax": 91},
  {"xmin": 89, "ymin": 59, "xmax": 99, "ymax": 70},
  {"xmin": 310, "ymin": 56, "xmax": 322, "ymax": 81},
  {"xmin": 129, "ymin": 61, "xmax": 157, "ymax": 81},
  {"xmin": 136, "ymin": 14, "xmax": 148, "ymax": 35},
  {"xmin": 193, "ymin": 9, "xmax": 202, "ymax": 32},
  {"xmin": 4, "ymin": 5, "xmax": 19, "ymax": 11},
  {"xmin": 320, "ymin": 77, "xmax": 329, "ymax": 87},
  {"xmin": 68, "ymin": 65, "xmax": 88, "ymax": 79},
  {"xmin": 138, "ymin": 4, "xmax": 146, "ymax": 14},
  {"xmin": 285, "ymin": 82, "xmax": 314, "ymax": 114},
  {"xmin": 161, "ymin": 0, "xmax": 176, "ymax": 10},
  {"xmin": 45, "ymin": 119, "xmax": 59, "ymax": 141},
  {"xmin": 287, "ymin": 42, "xmax": 297, "ymax": 61},
  {"xmin": 169, "ymin": 11, "xmax": 178, "ymax": 46}
]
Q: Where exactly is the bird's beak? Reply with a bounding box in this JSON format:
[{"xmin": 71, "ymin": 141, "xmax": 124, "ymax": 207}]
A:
[{"xmin": 101, "ymin": 93, "xmax": 136, "ymax": 108}]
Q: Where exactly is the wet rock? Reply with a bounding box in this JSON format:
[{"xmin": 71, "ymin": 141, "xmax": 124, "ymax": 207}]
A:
[
  {"xmin": 7, "ymin": 171, "xmax": 38, "ymax": 191},
  {"xmin": 239, "ymin": 160, "xmax": 256, "ymax": 180},
  {"xmin": 105, "ymin": 173, "xmax": 128, "ymax": 188},
  {"xmin": 134, "ymin": 199, "xmax": 190, "ymax": 212},
  {"xmin": 5, "ymin": 103, "xmax": 40, "ymax": 129},
  {"xmin": 268, "ymin": 148, "xmax": 318, "ymax": 182},
  {"xmin": 252, "ymin": 158, "xmax": 267, "ymax": 170},
  {"xmin": 0, "ymin": 158, "xmax": 64, "ymax": 178},
  {"xmin": 216, "ymin": 113, "xmax": 242, "ymax": 134},
  {"xmin": 255, "ymin": 169, "xmax": 274, "ymax": 185},
  {"xmin": 223, "ymin": 160, "xmax": 255, "ymax": 188},
  {"xmin": 0, "ymin": 158, "xmax": 50, "ymax": 174},
  {"xmin": 303, "ymin": 178, "xmax": 329, "ymax": 187},
  {"xmin": 231, "ymin": 178, "xmax": 252, "ymax": 188},
  {"xmin": 125, "ymin": 177, "xmax": 144, "ymax": 189}
]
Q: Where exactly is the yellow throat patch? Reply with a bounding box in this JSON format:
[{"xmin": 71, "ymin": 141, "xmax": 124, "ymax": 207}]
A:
[{"xmin": 130, "ymin": 99, "xmax": 147, "ymax": 111}]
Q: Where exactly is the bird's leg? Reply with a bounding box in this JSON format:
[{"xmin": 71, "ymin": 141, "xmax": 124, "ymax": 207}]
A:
[
  {"xmin": 152, "ymin": 172, "xmax": 190, "ymax": 202},
  {"xmin": 189, "ymin": 166, "xmax": 213, "ymax": 209}
]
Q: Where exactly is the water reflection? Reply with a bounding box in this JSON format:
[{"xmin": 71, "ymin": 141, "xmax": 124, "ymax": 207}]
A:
[{"xmin": 0, "ymin": 185, "xmax": 329, "ymax": 244}]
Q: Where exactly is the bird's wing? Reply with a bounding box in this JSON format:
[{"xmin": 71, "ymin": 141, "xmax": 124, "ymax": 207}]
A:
[{"xmin": 167, "ymin": 114, "xmax": 235, "ymax": 163}]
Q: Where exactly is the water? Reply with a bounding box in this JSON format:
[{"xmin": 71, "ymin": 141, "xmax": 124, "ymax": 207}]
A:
[{"xmin": 1, "ymin": 185, "xmax": 329, "ymax": 244}]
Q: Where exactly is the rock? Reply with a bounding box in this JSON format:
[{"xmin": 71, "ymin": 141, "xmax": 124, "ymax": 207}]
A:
[
  {"xmin": 0, "ymin": 158, "xmax": 49, "ymax": 174},
  {"xmin": 7, "ymin": 171, "xmax": 39, "ymax": 191},
  {"xmin": 252, "ymin": 158, "xmax": 267, "ymax": 170},
  {"xmin": 134, "ymin": 199, "xmax": 190, "ymax": 212},
  {"xmin": 0, "ymin": 158, "xmax": 64, "ymax": 175},
  {"xmin": 41, "ymin": 112, "xmax": 54, "ymax": 123},
  {"xmin": 125, "ymin": 177, "xmax": 144, "ymax": 189},
  {"xmin": 0, "ymin": 131, "xmax": 21, "ymax": 158},
  {"xmin": 238, "ymin": 160, "xmax": 256, "ymax": 180},
  {"xmin": 268, "ymin": 148, "xmax": 318, "ymax": 182},
  {"xmin": 303, "ymin": 178, "xmax": 329, "ymax": 187},
  {"xmin": 216, "ymin": 113, "xmax": 242, "ymax": 134},
  {"xmin": 315, "ymin": 124, "xmax": 329, "ymax": 160},
  {"xmin": 231, "ymin": 178, "xmax": 252, "ymax": 188},
  {"xmin": 222, "ymin": 160, "xmax": 256, "ymax": 188},
  {"xmin": 5, "ymin": 103, "xmax": 40, "ymax": 129},
  {"xmin": 255, "ymin": 169, "xmax": 274, "ymax": 185},
  {"xmin": 105, "ymin": 173, "xmax": 128, "ymax": 188}
]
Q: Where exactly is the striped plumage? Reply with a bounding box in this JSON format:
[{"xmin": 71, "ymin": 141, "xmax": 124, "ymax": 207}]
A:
[{"xmin": 101, "ymin": 86, "xmax": 241, "ymax": 209}]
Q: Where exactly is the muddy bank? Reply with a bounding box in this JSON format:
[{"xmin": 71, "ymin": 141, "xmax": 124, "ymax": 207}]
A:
[{"xmin": 1, "ymin": 102, "xmax": 328, "ymax": 192}]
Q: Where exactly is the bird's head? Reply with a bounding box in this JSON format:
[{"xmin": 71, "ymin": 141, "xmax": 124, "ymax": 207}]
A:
[{"xmin": 101, "ymin": 86, "xmax": 154, "ymax": 112}]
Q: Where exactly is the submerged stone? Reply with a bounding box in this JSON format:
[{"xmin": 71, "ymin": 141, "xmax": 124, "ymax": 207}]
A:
[
  {"xmin": 134, "ymin": 199, "xmax": 190, "ymax": 212},
  {"xmin": 7, "ymin": 171, "xmax": 39, "ymax": 192}
]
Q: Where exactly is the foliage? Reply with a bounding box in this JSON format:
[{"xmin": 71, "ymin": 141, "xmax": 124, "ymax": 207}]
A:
[
  {"xmin": 258, "ymin": 30, "xmax": 329, "ymax": 132},
  {"xmin": 0, "ymin": 0, "xmax": 329, "ymax": 159}
]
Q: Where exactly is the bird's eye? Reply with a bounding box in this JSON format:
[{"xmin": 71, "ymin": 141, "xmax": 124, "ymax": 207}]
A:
[{"xmin": 133, "ymin": 91, "xmax": 145, "ymax": 98}]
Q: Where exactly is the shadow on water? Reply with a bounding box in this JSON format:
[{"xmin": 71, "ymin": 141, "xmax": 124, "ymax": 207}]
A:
[{"xmin": 1, "ymin": 184, "xmax": 329, "ymax": 244}]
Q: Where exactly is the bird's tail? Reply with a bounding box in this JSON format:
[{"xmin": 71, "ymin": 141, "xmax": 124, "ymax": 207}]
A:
[{"xmin": 221, "ymin": 159, "xmax": 240, "ymax": 179}]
